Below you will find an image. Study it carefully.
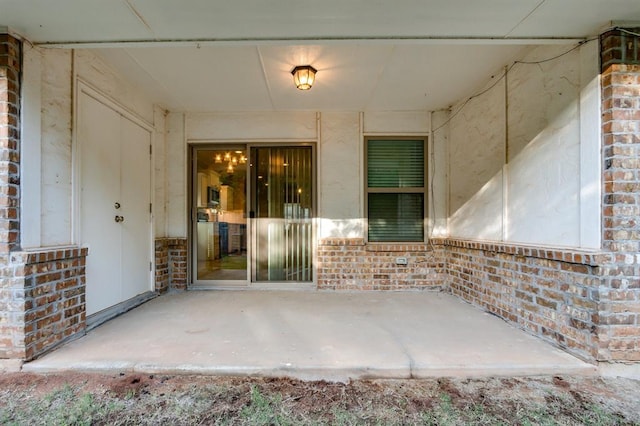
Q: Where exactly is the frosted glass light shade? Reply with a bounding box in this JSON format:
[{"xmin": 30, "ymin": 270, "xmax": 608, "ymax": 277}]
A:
[{"xmin": 291, "ymin": 65, "xmax": 317, "ymax": 90}]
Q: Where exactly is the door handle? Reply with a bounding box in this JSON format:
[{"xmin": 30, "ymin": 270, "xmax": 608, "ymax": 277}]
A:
[{"xmin": 115, "ymin": 215, "xmax": 124, "ymax": 223}]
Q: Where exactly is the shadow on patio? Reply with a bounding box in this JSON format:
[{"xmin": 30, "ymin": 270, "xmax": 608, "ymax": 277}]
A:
[{"xmin": 23, "ymin": 291, "xmax": 596, "ymax": 381}]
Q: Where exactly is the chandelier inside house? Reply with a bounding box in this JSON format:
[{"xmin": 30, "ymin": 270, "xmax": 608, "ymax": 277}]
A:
[{"xmin": 215, "ymin": 151, "xmax": 246, "ymax": 173}]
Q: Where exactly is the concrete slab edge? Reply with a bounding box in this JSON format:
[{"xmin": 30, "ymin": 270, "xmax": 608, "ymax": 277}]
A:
[
  {"xmin": 0, "ymin": 359, "xmax": 23, "ymax": 373},
  {"xmin": 21, "ymin": 361, "xmax": 135, "ymax": 374},
  {"xmin": 19, "ymin": 361, "xmax": 598, "ymax": 382},
  {"xmin": 598, "ymin": 361, "xmax": 640, "ymax": 380},
  {"xmin": 411, "ymin": 364, "xmax": 598, "ymax": 378}
]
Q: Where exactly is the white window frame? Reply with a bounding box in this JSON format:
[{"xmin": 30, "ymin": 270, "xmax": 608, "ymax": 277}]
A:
[{"xmin": 364, "ymin": 136, "xmax": 427, "ymax": 243}]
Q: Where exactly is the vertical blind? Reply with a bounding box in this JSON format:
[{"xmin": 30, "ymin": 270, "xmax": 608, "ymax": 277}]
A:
[
  {"xmin": 253, "ymin": 146, "xmax": 313, "ymax": 282},
  {"xmin": 367, "ymin": 139, "xmax": 425, "ymax": 242}
]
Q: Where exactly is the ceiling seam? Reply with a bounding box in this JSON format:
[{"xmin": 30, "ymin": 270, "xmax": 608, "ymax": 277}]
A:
[
  {"xmin": 33, "ymin": 35, "xmax": 587, "ymax": 49},
  {"xmin": 503, "ymin": 0, "xmax": 547, "ymax": 39},
  {"xmin": 256, "ymin": 46, "xmax": 277, "ymax": 111}
]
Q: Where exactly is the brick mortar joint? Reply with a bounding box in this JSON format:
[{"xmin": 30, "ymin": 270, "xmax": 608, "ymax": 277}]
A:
[
  {"xmin": 319, "ymin": 238, "xmax": 446, "ymax": 251},
  {"xmin": 155, "ymin": 237, "xmax": 187, "ymax": 248},
  {"xmin": 316, "ymin": 237, "xmax": 616, "ymax": 266},
  {"xmin": 436, "ymin": 238, "xmax": 612, "ymax": 266},
  {"xmin": 9, "ymin": 246, "xmax": 89, "ymax": 265}
]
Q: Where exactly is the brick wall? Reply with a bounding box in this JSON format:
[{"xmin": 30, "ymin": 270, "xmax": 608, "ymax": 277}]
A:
[
  {"xmin": 0, "ymin": 33, "xmax": 24, "ymax": 359},
  {"xmin": 0, "ymin": 29, "xmax": 637, "ymax": 366},
  {"xmin": 0, "ymin": 34, "xmax": 21, "ymax": 254},
  {"xmin": 0, "ymin": 255, "xmax": 25, "ymax": 358},
  {"xmin": 316, "ymin": 236, "xmax": 627, "ymax": 362},
  {"xmin": 599, "ymin": 28, "xmax": 640, "ymax": 361},
  {"xmin": 1, "ymin": 247, "xmax": 88, "ymax": 360},
  {"xmin": 317, "ymin": 238, "xmax": 447, "ymax": 290},
  {"xmin": 154, "ymin": 240, "xmax": 169, "ymax": 293},
  {"xmin": 444, "ymin": 239, "xmax": 608, "ymax": 361},
  {"xmin": 0, "ymin": 34, "xmax": 88, "ymax": 362},
  {"xmin": 600, "ymin": 28, "xmax": 640, "ymax": 70},
  {"xmin": 21, "ymin": 248, "xmax": 87, "ymax": 359},
  {"xmin": 155, "ymin": 238, "xmax": 188, "ymax": 292}
]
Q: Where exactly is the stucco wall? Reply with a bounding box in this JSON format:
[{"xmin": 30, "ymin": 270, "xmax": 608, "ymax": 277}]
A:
[
  {"xmin": 20, "ymin": 48, "xmax": 159, "ymax": 248},
  {"xmin": 186, "ymin": 112, "xmax": 317, "ymax": 141},
  {"xmin": 448, "ymin": 43, "xmax": 601, "ymax": 249},
  {"xmin": 165, "ymin": 110, "xmax": 437, "ymax": 240},
  {"xmin": 23, "ymin": 44, "xmax": 599, "ymax": 252},
  {"xmin": 165, "ymin": 112, "xmax": 186, "ymax": 238},
  {"xmin": 74, "ymin": 51, "xmax": 154, "ymax": 125},
  {"xmin": 153, "ymin": 106, "xmax": 167, "ymax": 237},
  {"xmin": 21, "ymin": 46, "xmax": 73, "ymax": 248},
  {"xmin": 430, "ymin": 110, "xmax": 449, "ymax": 238},
  {"xmin": 20, "ymin": 44, "xmax": 44, "ymax": 249},
  {"xmin": 318, "ymin": 112, "xmax": 362, "ymax": 239},
  {"xmin": 448, "ymin": 70, "xmax": 505, "ymax": 241}
]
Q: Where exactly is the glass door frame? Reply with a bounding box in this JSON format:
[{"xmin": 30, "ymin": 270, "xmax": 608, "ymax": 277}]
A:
[
  {"xmin": 189, "ymin": 144, "xmax": 249, "ymax": 288},
  {"xmin": 188, "ymin": 142, "xmax": 317, "ymax": 289},
  {"xmin": 249, "ymin": 143, "xmax": 317, "ymax": 287}
]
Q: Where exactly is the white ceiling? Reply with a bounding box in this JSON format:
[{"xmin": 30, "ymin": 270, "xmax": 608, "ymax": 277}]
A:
[
  {"xmin": 94, "ymin": 44, "xmax": 527, "ymax": 112},
  {"xmin": 2, "ymin": 0, "xmax": 640, "ymax": 112}
]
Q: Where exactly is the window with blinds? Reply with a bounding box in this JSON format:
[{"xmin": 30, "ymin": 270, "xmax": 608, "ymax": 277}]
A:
[{"xmin": 366, "ymin": 139, "xmax": 425, "ymax": 242}]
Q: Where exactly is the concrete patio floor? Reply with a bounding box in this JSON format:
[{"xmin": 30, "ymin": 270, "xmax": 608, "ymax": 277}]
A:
[{"xmin": 23, "ymin": 291, "xmax": 597, "ymax": 381}]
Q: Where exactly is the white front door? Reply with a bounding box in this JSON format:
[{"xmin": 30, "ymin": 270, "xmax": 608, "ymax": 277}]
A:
[{"xmin": 79, "ymin": 90, "xmax": 152, "ymax": 316}]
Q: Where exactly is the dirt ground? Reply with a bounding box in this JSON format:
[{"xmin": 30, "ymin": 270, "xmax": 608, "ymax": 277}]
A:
[{"xmin": 1, "ymin": 372, "xmax": 639, "ymax": 425}]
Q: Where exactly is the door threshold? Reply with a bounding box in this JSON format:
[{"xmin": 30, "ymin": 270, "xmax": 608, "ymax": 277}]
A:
[
  {"xmin": 87, "ymin": 291, "xmax": 157, "ymax": 330},
  {"xmin": 189, "ymin": 283, "xmax": 316, "ymax": 291}
]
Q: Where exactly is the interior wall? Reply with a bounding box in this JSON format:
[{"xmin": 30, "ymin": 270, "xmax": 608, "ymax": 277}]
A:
[
  {"xmin": 20, "ymin": 48, "xmax": 160, "ymax": 248},
  {"xmin": 448, "ymin": 42, "xmax": 601, "ymax": 249}
]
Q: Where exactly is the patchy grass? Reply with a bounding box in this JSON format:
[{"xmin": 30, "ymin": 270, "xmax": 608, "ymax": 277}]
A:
[
  {"xmin": 0, "ymin": 384, "xmax": 124, "ymax": 426},
  {"xmin": 0, "ymin": 373, "xmax": 638, "ymax": 425}
]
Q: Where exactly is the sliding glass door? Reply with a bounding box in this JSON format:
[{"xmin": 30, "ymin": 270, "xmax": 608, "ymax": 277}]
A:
[
  {"xmin": 193, "ymin": 147, "xmax": 248, "ymax": 284},
  {"xmin": 251, "ymin": 146, "xmax": 314, "ymax": 282},
  {"xmin": 192, "ymin": 144, "xmax": 314, "ymax": 286}
]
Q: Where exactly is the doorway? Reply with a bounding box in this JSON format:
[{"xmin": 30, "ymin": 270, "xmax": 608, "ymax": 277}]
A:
[
  {"xmin": 78, "ymin": 87, "xmax": 153, "ymax": 316},
  {"xmin": 191, "ymin": 144, "xmax": 314, "ymax": 286},
  {"xmin": 193, "ymin": 146, "xmax": 248, "ymax": 284}
]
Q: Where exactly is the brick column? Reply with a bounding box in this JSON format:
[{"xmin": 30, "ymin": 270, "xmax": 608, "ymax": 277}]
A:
[
  {"xmin": 1, "ymin": 35, "xmax": 89, "ymax": 363},
  {"xmin": 599, "ymin": 27, "xmax": 640, "ymax": 361},
  {"xmin": 0, "ymin": 34, "xmax": 21, "ymax": 254},
  {"xmin": 154, "ymin": 238, "xmax": 188, "ymax": 292},
  {"xmin": 0, "ymin": 33, "xmax": 24, "ymax": 361}
]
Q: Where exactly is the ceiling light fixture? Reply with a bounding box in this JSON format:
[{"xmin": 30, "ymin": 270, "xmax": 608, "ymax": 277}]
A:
[{"xmin": 291, "ymin": 65, "xmax": 317, "ymax": 90}]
